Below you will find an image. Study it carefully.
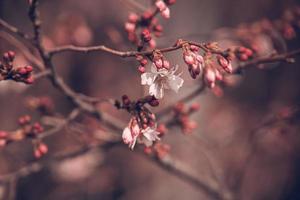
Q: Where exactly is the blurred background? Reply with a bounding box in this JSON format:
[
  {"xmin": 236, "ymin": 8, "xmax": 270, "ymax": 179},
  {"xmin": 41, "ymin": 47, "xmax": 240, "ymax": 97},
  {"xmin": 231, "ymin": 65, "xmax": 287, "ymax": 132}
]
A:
[{"xmin": 1, "ymin": 0, "xmax": 300, "ymax": 199}]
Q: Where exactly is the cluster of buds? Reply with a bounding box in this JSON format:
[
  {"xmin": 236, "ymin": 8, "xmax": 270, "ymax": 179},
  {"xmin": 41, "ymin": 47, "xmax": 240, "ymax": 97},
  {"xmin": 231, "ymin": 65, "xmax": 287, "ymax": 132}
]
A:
[
  {"xmin": 115, "ymin": 95, "xmax": 161, "ymax": 149},
  {"xmin": 124, "ymin": 0, "xmax": 176, "ymax": 48},
  {"xmin": 202, "ymin": 55, "xmax": 233, "ymax": 88},
  {"xmin": 33, "ymin": 141, "xmax": 48, "ymax": 159},
  {"xmin": 155, "ymin": 0, "xmax": 175, "ymax": 19},
  {"xmin": 234, "ymin": 47, "xmax": 254, "ymax": 61},
  {"xmin": 181, "ymin": 42, "xmax": 234, "ymax": 88},
  {"xmin": 173, "ymin": 102, "xmax": 199, "ymax": 134},
  {"xmin": 182, "ymin": 44, "xmax": 204, "ymax": 79},
  {"xmin": 144, "ymin": 142, "xmax": 171, "ymax": 160},
  {"xmin": 232, "ymin": 7, "xmax": 300, "ymax": 58},
  {"xmin": 0, "ymin": 51, "xmax": 34, "ymax": 84},
  {"xmin": 135, "ymin": 55, "xmax": 148, "ymax": 73},
  {"xmin": 152, "ymin": 51, "xmax": 170, "ymax": 70},
  {"xmin": 115, "ymin": 95, "xmax": 160, "ymax": 109},
  {"xmin": 26, "ymin": 96, "xmax": 55, "ymax": 115},
  {"xmin": 0, "ymin": 115, "xmax": 47, "ymax": 158},
  {"xmin": 276, "ymin": 7, "xmax": 300, "ymax": 40}
]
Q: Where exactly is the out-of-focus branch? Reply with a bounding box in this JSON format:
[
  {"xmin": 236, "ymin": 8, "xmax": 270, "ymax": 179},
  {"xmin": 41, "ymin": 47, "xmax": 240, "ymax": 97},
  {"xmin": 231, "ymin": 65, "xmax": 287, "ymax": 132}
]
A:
[
  {"xmin": 33, "ymin": 69, "xmax": 51, "ymax": 80},
  {"xmin": 0, "ymin": 19, "xmax": 31, "ymax": 41},
  {"xmin": 235, "ymin": 49, "xmax": 300, "ymax": 73},
  {"xmin": 28, "ymin": 0, "xmax": 41, "ymax": 45},
  {"xmin": 0, "ymin": 114, "xmax": 233, "ymax": 200},
  {"xmin": 38, "ymin": 109, "xmax": 81, "ymax": 139}
]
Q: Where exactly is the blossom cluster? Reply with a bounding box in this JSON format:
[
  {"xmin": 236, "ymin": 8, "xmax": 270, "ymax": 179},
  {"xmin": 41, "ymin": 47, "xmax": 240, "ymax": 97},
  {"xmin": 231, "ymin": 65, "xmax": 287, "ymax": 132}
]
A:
[
  {"xmin": 141, "ymin": 63, "xmax": 184, "ymax": 99},
  {"xmin": 144, "ymin": 142, "xmax": 171, "ymax": 160},
  {"xmin": 124, "ymin": 0, "xmax": 176, "ymax": 49},
  {"xmin": 173, "ymin": 102, "xmax": 200, "ymax": 134},
  {"xmin": 115, "ymin": 95, "xmax": 162, "ymax": 149},
  {"xmin": 229, "ymin": 6, "xmax": 300, "ymax": 59},
  {"xmin": 0, "ymin": 115, "xmax": 47, "ymax": 158},
  {"xmin": 26, "ymin": 96, "xmax": 55, "ymax": 115},
  {"xmin": 0, "ymin": 51, "xmax": 34, "ymax": 84}
]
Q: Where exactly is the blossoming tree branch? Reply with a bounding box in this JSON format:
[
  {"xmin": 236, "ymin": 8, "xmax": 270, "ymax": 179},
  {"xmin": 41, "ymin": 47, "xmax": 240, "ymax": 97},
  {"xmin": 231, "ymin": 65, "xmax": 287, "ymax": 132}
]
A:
[{"xmin": 0, "ymin": 1, "xmax": 300, "ymax": 199}]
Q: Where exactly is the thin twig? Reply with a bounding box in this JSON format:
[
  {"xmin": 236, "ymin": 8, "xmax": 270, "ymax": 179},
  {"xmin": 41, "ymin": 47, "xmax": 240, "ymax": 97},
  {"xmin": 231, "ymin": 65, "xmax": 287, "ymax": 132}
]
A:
[{"xmin": 0, "ymin": 19, "xmax": 31, "ymax": 41}]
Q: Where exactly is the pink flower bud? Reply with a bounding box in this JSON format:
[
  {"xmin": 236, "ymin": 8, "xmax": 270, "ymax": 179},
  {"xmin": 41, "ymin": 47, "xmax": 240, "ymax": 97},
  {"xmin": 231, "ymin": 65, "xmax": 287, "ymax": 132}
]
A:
[
  {"xmin": 142, "ymin": 10, "xmax": 152, "ymax": 20},
  {"xmin": 192, "ymin": 64, "xmax": 201, "ymax": 74},
  {"xmin": 205, "ymin": 68, "xmax": 216, "ymax": 88},
  {"xmin": 0, "ymin": 131, "xmax": 7, "ymax": 139},
  {"xmin": 138, "ymin": 66, "xmax": 146, "ymax": 73},
  {"xmin": 25, "ymin": 76, "xmax": 34, "ymax": 84},
  {"xmin": 195, "ymin": 54, "xmax": 204, "ymax": 63},
  {"xmin": 190, "ymin": 45, "xmax": 199, "ymax": 52},
  {"xmin": 149, "ymin": 39, "xmax": 157, "ymax": 48},
  {"xmin": 125, "ymin": 22, "xmax": 135, "ymax": 32},
  {"xmin": 161, "ymin": 8, "xmax": 170, "ymax": 19},
  {"xmin": 0, "ymin": 139, "xmax": 6, "ymax": 147},
  {"xmin": 128, "ymin": 12, "xmax": 139, "ymax": 23},
  {"xmin": 3, "ymin": 51, "xmax": 15, "ymax": 62},
  {"xmin": 190, "ymin": 103, "xmax": 200, "ymax": 111},
  {"xmin": 18, "ymin": 67, "xmax": 27, "ymax": 75},
  {"xmin": 154, "ymin": 59, "xmax": 163, "ymax": 69},
  {"xmin": 155, "ymin": 0, "xmax": 167, "ymax": 11},
  {"xmin": 183, "ymin": 53, "xmax": 195, "ymax": 65},
  {"xmin": 39, "ymin": 143, "xmax": 48, "ymax": 154},
  {"xmin": 240, "ymin": 54, "xmax": 248, "ymax": 61},
  {"xmin": 163, "ymin": 60, "xmax": 170, "ymax": 69},
  {"xmin": 218, "ymin": 56, "xmax": 232, "ymax": 73},
  {"xmin": 166, "ymin": 0, "xmax": 176, "ymax": 5},
  {"xmin": 215, "ymin": 69, "xmax": 223, "ymax": 81},
  {"xmin": 34, "ymin": 149, "xmax": 42, "ymax": 158},
  {"xmin": 140, "ymin": 59, "xmax": 148, "ymax": 66},
  {"xmin": 154, "ymin": 24, "xmax": 163, "ymax": 32},
  {"xmin": 141, "ymin": 29, "xmax": 151, "ymax": 42},
  {"xmin": 25, "ymin": 65, "xmax": 33, "ymax": 73}
]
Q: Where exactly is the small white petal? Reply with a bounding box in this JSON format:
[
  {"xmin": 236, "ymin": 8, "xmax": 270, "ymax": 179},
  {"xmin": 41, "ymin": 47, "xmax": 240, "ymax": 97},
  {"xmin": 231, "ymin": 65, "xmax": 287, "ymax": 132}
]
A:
[
  {"xmin": 141, "ymin": 72, "xmax": 157, "ymax": 86},
  {"xmin": 143, "ymin": 128, "xmax": 160, "ymax": 141},
  {"xmin": 129, "ymin": 136, "xmax": 137, "ymax": 150},
  {"xmin": 139, "ymin": 127, "xmax": 160, "ymax": 147},
  {"xmin": 167, "ymin": 75, "xmax": 184, "ymax": 93},
  {"xmin": 142, "ymin": 138, "xmax": 153, "ymax": 147},
  {"xmin": 151, "ymin": 64, "xmax": 158, "ymax": 73},
  {"xmin": 149, "ymin": 83, "xmax": 164, "ymax": 99}
]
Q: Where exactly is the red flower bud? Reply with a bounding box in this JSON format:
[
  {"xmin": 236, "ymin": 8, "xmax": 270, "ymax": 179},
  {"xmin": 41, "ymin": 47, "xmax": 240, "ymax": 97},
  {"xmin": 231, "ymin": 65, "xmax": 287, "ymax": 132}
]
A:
[
  {"xmin": 141, "ymin": 29, "xmax": 152, "ymax": 42},
  {"xmin": 138, "ymin": 66, "xmax": 146, "ymax": 73}
]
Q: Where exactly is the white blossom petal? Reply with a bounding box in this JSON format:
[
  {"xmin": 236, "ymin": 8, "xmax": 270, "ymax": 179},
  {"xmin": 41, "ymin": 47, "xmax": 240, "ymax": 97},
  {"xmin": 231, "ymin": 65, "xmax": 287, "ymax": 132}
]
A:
[
  {"xmin": 143, "ymin": 65, "xmax": 184, "ymax": 98},
  {"xmin": 141, "ymin": 72, "xmax": 157, "ymax": 86},
  {"xmin": 129, "ymin": 136, "xmax": 137, "ymax": 150},
  {"xmin": 149, "ymin": 82, "xmax": 164, "ymax": 99},
  {"xmin": 151, "ymin": 64, "xmax": 158, "ymax": 73},
  {"xmin": 139, "ymin": 127, "xmax": 160, "ymax": 147},
  {"xmin": 167, "ymin": 75, "xmax": 184, "ymax": 93},
  {"xmin": 143, "ymin": 128, "xmax": 160, "ymax": 141}
]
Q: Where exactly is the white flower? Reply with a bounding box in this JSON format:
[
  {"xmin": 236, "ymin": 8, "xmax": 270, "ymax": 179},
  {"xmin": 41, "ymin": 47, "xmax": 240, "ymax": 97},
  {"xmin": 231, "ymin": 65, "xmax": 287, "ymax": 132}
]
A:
[
  {"xmin": 122, "ymin": 118, "xmax": 160, "ymax": 150},
  {"xmin": 138, "ymin": 127, "xmax": 160, "ymax": 147},
  {"xmin": 141, "ymin": 65, "xmax": 184, "ymax": 99}
]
